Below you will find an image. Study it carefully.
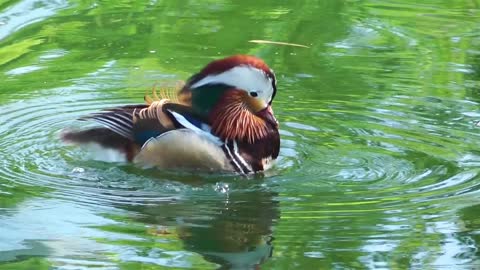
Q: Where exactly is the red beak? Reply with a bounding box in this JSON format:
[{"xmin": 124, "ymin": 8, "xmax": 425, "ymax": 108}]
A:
[{"xmin": 256, "ymin": 105, "xmax": 278, "ymax": 128}]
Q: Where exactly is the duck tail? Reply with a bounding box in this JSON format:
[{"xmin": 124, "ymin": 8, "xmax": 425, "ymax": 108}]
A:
[{"xmin": 61, "ymin": 128, "xmax": 137, "ymax": 161}]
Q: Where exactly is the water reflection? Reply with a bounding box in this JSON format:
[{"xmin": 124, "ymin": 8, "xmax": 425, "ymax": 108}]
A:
[
  {"xmin": 0, "ymin": 0, "xmax": 69, "ymax": 41},
  {"xmin": 127, "ymin": 186, "xmax": 279, "ymax": 269}
]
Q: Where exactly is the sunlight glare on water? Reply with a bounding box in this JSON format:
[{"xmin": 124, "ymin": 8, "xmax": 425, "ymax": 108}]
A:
[{"xmin": 1, "ymin": 0, "xmax": 480, "ymax": 269}]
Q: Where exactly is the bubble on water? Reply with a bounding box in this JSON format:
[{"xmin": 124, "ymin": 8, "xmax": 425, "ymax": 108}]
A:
[
  {"xmin": 214, "ymin": 182, "xmax": 229, "ymax": 194},
  {"xmin": 71, "ymin": 167, "xmax": 85, "ymax": 173}
]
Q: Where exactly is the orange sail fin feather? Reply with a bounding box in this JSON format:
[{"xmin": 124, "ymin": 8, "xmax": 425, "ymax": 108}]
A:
[
  {"xmin": 144, "ymin": 81, "xmax": 190, "ymax": 105},
  {"xmin": 133, "ymin": 99, "xmax": 175, "ymax": 130}
]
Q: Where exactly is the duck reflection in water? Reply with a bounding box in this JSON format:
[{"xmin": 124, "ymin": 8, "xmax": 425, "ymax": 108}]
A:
[
  {"xmin": 179, "ymin": 189, "xmax": 278, "ymax": 269},
  {"xmin": 129, "ymin": 184, "xmax": 279, "ymax": 270}
]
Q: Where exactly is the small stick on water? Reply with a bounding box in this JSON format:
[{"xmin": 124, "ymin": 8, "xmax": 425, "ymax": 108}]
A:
[{"xmin": 248, "ymin": 40, "xmax": 310, "ymax": 48}]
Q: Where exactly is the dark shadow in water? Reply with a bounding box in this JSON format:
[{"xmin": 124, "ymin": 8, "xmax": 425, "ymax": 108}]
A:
[
  {"xmin": 126, "ymin": 181, "xmax": 280, "ymax": 270},
  {"xmin": 466, "ymin": 51, "xmax": 480, "ymax": 100},
  {"xmin": 456, "ymin": 203, "xmax": 480, "ymax": 262}
]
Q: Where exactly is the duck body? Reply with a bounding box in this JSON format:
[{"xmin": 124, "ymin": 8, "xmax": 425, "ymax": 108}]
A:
[{"xmin": 62, "ymin": 55, "xmax": 280, "ymax": 174}]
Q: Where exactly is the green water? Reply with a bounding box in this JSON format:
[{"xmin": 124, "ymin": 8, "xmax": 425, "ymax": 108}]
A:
[{"xmin": 1, "ymin": 0, "xmax": 480, "ymax": 269}]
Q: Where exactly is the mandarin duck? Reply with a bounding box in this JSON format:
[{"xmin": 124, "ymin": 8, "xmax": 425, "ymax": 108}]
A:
[{"xmin": 62, "ymin": 55, "xmax": 280, "ymax": 174}]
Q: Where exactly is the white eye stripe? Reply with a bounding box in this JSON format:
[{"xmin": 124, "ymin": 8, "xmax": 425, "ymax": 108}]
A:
[{"xmin": 191, "ymin": 65, "xmax": 274, "ymax": 102}]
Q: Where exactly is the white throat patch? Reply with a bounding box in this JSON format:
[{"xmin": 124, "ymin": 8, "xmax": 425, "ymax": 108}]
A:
[{"xmin": 191, "ymin": 65, "xmax": 274, "ymax": 103}]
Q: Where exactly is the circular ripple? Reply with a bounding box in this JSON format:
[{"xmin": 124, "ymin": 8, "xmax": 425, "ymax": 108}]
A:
[
  {"xmin": 3, "ymin": 87, "xmax": 480, "ymax": 211},
  {"xmin": 277, "ymin": 96, "xmax": 480, "ymax": 206},
  {"xmin": 0, "ymin": 90, "xmax": 190, "ymax": 207},
  {"xmin": 0, "ymin": 89, "xmax": 298, "ymax": 209}
]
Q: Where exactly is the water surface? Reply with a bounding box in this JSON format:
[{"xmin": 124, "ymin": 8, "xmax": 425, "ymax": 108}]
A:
[{"xmin": 1, "ymin": 0, "xmax": 480, "ymax": 269}]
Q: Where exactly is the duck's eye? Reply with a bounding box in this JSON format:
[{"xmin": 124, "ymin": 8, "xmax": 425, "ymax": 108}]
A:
[{"xmin": 249, "ymin": 91, "xmax": 258, "ymax": 97}]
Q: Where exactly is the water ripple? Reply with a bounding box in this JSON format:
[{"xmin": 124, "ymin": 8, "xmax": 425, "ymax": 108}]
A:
[
  {"xmin": 279, "ymin": 95, "xmax": 480, "ymax": 211},
  {"xmin": 0, "ymin": 89, "xmax": 185, "ymax": 208},
  {"xmin": 0, "ymin": 0, "xmax": 69, "ymax": 41}
]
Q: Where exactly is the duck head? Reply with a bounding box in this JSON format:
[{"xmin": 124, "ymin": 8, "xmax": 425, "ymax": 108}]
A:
[{"xmin": 181, "ymin": 55, "xmax": 278, "ymax": 144}]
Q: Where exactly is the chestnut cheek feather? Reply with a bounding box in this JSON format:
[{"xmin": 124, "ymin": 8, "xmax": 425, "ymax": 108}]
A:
[{"xmin": 209, "ymin": 90, "xmax": 271, "ymax": 144}]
